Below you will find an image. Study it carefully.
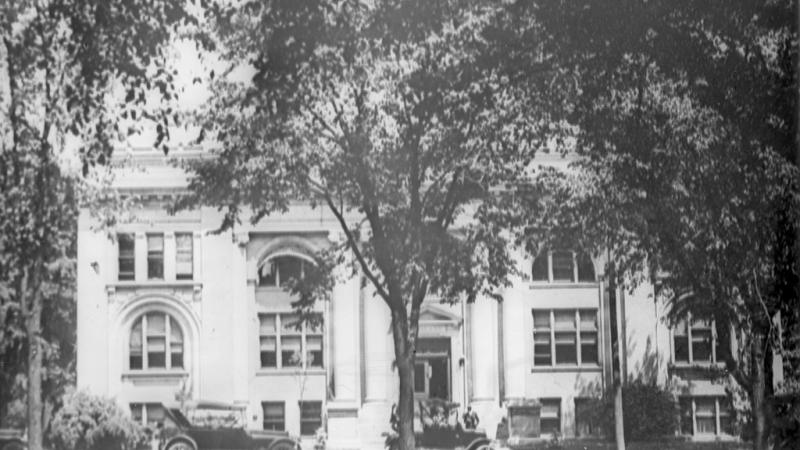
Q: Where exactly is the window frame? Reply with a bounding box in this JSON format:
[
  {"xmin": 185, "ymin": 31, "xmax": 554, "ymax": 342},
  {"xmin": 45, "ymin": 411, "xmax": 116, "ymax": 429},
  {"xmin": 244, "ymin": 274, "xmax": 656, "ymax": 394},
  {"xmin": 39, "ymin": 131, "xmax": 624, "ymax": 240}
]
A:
[
  {"xmin": 175, "ymin": 232, "xmax": 194, "ymax": 280},
  {"xmin": 261, "ymin": 401, "xmax": 285, "ymax": 431},
  {"xmin": 532, "ymin": 309, "xmax": 600, "ymax": 368},
  {"xmin": 146, "ymin": 233, "xmax": 165, "ymax": 280},
  {"xmin": 299, "ymin": 401, "xmax": 323, "ymax": 436},
  {"xmin": 129, "ymin": 312, "xmax": 184, "ymax": 371},
  {"xmin": 531, "ymin": 250, "xmax": 595, "ymax": 284},
  {"xmin": 538, "ymin": 398, "xmax": 561, "ymax": 436},
  {"xmin": 671, "ymin": 313, "xmax": 722, "ymax": 365},
  {"xmin": 679, "ymin": 396, "xmax": 734, "ymax": 437},
  {"xmin": 258, "ymin": 255, "xmax": 310, "ymax": 288},
  {"xmin": 118, "ymin": 233, "xmax": 136, "ymax": 281},
  {"xmin": 130, "ymin": 403, "xmax": 167, "ymax": 428},
  {"xmin": 259, "ymin": 312, "xmax": 324, "ymax": 370}
]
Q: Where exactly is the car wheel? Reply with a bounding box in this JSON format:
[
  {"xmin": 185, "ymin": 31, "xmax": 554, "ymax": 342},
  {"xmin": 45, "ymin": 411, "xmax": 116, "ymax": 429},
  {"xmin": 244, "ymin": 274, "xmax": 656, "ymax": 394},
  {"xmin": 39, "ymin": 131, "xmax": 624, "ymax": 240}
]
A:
[
  {"xmin": 165, "ymin": 439, "xmax": 196, "ymax": 450},
  {"xmin": 465, "ymin": 437, "xmax": 493, "ymax": 450},
  {"xmin": 268, "ymin": 441, "xmax": 299, "ymax": 450}
]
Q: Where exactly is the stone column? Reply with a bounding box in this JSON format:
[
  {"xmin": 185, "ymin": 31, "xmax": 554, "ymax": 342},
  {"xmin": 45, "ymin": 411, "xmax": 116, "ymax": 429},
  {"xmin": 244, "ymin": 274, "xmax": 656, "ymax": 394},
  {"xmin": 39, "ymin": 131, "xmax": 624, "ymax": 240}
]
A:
[{"xmin": 231, "ymin": 231, "xmax": 250, "ymax": 403}]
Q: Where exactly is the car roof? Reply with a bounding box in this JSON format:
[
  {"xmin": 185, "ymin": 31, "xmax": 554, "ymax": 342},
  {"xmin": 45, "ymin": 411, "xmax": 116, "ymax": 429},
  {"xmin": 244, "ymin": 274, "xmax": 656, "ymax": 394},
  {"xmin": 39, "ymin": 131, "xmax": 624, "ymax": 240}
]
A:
[{"xmin": 163, "ymin": 400, "xmax": 246, "ymax": 410}]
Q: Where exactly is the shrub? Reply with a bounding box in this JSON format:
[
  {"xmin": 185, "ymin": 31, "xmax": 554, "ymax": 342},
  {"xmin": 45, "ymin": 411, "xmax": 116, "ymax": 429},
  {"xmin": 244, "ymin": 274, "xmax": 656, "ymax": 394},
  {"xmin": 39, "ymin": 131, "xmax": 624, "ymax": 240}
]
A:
[
  {"xmin": 621, "ymin": 381, "xmax": 679, "ymax": 441},
  {"xmin": 48, "ymin": 390, "xmax": 147, "ymax": 450},
  {"xmin": 581, "ymin": 381, "xmax": 679, "ymax": 441}
]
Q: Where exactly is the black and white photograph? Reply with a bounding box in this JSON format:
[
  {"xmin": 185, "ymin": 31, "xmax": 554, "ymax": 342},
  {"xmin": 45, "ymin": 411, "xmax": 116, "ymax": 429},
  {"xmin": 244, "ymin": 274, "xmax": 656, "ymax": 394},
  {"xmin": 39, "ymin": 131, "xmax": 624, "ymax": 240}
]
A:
[{"xmin": 1, "ymin": 1, "xmax": 798, "ymax": 450}]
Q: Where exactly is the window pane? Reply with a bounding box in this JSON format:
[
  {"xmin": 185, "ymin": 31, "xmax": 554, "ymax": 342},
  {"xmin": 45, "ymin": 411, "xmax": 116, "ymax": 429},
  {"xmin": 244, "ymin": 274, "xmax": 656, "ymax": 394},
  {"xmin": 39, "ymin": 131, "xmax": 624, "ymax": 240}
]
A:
[
  {"xmin": 282, "ymin": 336, "xmax": 302, "ymax": 366},
  {"xmin": 555, "ymin": 332, "xmax": 577, "ymax": 364},
  {"xmin": 532, "ymin": 252, "xmax": 548, "ymax": 281},
  {"xmin": 170, "ymin": 321, "xmax": 183, "ymax": 369},
  {"xmin": 574, "ymin": 398, "xmax": 598, "ymax": 437},
  {"xmin": 576, "ymin": 253, "xmax": 595, "ymax": 282},
  {"xmin": 580, "ymin": 332, "xmax": 598, "ymax": 364},
  {"xmin": 579, "ymin": 310, "xmax": 597, "ymax": 330},
  {"xmin": 147, "ymin": 337, "xmax": 166, "ymax": 368},
  {"xmin": 696, "ymin": 417, "xmax": 716, "ymax": 434},
  {"xmin": 719, "ymin": 397, "xmax": 734, "ymax": 435},
  {"xmin": 176, "ymin": 233, "xmax": 193, "ymax": 279},
  {"xmin": 307, "ymin": 335, "xmax": 323, "ymax": 367},
  {"xmin": 130, "ymin": 404, "xmax": 143, "ymax": 424},
  {"xmin": 262, "ymin": 402, "xmax": 285, "ymax": 431},
  {"xmin": 300, "ymin": 401, "xmax": 322, "ymax": 435},
  {"xmin": 534, "ymin": 332, "xmax": 551, "ymax": 366},
  {"xmin": 679, "ymin": 398, "xmax": 693, "ymax": 435},
  {"xmin": 278, "ymin": 257, "xmax": 303, "ymax": 284},
  {"xmin": 539, "ymin": 399, "xmax": 561, "ymax": 434},
  {"xmin": 692, "ymin": 329, "xmax": 713, "ymax": 362},
  {"xmin": 414, "ymin": 362, "xmax": 426, "ymax": 393},
  {"xmin": 674, "ymin": 335, "xmax": 689, "ymax": 363},
  {"xmin": 259, "ymin": 260, "xmax": 278, "ymax": 286},
  {"xmin": 554, "ymin": 311, "xmax": 575, "ymax": 330},
  {"xmin": 147, "ymin": 235, "xmax": 164, "ymax": 251},
  {"xmin": 261, "ymin": 336, "xmax": 277, "ymax": 367},
  {"xmin": 118, "ymin": 234, "xmax": 135, "ymax": 280},
  {"xmin": 146, "ymin": 404, "xmax": 166, "ymax": 426},
  {"xmin": 282, "ymin": 314, "xmax": 301, "ymax": 334},
  {"xmin": 533, "ymin": 310, "xmax": 550, "ymax": 329},
  {"xmin": 130, "ymin": 320, "xmax": 142, "ymax": 369},
  {"xmin": 551, "ymin": 251, "xmax": 574, "ymax": 281},
  {"xmin": 260, "ymin": 315, "xmax": 276, "ymax": 334},
  {"xmin": 119, "ymin": 234, "xmax": 135, "ymax": 254},
  {"xmin": 147, "ymin": 314, "xmax": 166, "ymax": 335},
  {"xmin": 695, "ymin": 398, "xmax": 715, "ymax": 416}
]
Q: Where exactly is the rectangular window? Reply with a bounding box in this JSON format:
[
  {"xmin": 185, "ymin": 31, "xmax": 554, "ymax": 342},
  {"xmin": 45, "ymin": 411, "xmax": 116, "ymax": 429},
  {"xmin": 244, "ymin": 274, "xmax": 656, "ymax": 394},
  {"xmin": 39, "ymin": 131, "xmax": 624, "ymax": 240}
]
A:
[
  {"xmin": 672, "ymin": 316, "xmax": 723, "ymax": 364},
  {"xmin": 695, "ymin": 398, "xmax": 716, "ymax": 434},
  {"xmin": 259, "ymin": 313, "xmax": 324, "ymax": 369},
  {"xmin": 176, "ymin": 233, "xmax": 193, "ymax": 280},
  {"xmin": 533, "ymin": 309, "xmax": 598, "ymax": 367},
  {"xmin": 118, "ymin": 233, "xmax": 135, "ymax": 281},
  {"xmin": 679, "ymin": 396, "xmax": 734, "ymax": 436},
  {"xmin": 262, "ymin": 402, "xmax": 285, "ymax": 431},
  {"xmin": 147, "ymin": 234, "xmax": 164, "ymax": 279},
  {"xmin": 130, "ymin": 403, "xmax": 167, "ymax": 427},
  {"xmin": 539, "ymin": 398, "xmax": 561, "ymax": 435},
  {"xmin": 299, "ymin": 401, "xmax": 322, "ymax": 436},
  {"xmin": 574, "ymin": 398, "xmax": 600, "ymax": 437}
]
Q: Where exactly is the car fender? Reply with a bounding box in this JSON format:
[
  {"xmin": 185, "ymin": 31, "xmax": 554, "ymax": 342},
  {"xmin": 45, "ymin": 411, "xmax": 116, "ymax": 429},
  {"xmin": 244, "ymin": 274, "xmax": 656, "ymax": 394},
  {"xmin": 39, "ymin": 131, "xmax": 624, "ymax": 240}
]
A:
[
  {"xmin": 266, "ymin": 437, "xmax": 300, "ymax": 450},
  {"xmin": 465, "ymin": 437, "xmax": 493, "ymax": 450},
  {"xmin": 163, "ymin": 434, "xmax": 198, "ymax": 450}
]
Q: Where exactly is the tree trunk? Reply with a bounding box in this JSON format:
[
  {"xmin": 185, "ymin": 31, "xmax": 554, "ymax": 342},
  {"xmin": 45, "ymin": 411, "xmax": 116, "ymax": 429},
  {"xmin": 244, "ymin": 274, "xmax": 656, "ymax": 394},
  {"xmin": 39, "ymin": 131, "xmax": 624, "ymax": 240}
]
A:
[
  {"xmin": 390, "ymin": 311, "xmax": 416, "ymax": 450},
  {"xmin": 613, "ymin": 383, "xmax": 625, "ymax": 450},
  {"xmin": 752, "ymin": 333, "xmax": 768, "ymax": 450},
  {"xmin": 607, "ymin": 262, "xmax": 626, "ymax": 450},
  {"xmin": 24, "ymin": 266, "xmax": 44, "ymax": 450}
]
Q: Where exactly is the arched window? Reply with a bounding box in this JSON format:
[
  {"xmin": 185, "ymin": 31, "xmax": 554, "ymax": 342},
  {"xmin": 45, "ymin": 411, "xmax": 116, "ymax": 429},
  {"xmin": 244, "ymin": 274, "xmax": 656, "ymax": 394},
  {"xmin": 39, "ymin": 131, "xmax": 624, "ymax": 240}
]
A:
[
  {"xmin": 531, "ymin": 250, "xmax": 596, "ymax": 283},
  {"xmin": 129, "ymin": 312, "xmax": 184, "ymax": 370},
  {"xmin": 258, "ymin": 255, "xmax": 309, "ymax": 287}
]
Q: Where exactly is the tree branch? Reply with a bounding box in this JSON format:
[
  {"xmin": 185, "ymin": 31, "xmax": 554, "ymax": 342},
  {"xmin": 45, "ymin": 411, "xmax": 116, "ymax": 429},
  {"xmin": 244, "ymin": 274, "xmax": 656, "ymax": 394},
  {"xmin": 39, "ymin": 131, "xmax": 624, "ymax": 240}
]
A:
[{"xmin": 320, "ymin": 188, "xmax": 392, "ymax": 303}]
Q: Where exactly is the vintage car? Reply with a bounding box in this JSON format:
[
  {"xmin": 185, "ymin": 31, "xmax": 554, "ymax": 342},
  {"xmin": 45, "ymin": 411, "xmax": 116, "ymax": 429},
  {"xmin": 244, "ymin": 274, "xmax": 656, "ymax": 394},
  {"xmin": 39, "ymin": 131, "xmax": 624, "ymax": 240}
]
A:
[{"xmin": 157, "ymin": 401, "xmax": 299, "ymax": 450}]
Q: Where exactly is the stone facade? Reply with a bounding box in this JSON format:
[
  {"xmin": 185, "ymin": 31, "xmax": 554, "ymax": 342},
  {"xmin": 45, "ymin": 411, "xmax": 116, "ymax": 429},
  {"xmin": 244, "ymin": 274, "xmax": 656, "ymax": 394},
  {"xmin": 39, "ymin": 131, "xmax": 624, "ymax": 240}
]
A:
[{"xmin": 76, "ymin": 148, "xmax": 735, "ymax": 448}]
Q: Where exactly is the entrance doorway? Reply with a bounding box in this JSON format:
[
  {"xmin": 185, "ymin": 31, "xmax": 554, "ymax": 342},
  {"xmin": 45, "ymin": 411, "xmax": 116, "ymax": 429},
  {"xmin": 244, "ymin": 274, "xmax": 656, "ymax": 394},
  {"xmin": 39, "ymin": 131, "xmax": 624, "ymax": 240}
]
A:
[{"xmin": 414, "ymin": 338, "xmax": 451, "ymax": 401}]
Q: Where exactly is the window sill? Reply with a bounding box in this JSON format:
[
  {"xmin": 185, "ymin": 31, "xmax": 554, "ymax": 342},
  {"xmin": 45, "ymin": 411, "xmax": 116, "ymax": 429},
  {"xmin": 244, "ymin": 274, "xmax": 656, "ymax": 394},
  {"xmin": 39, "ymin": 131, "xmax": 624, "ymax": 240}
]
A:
[
  {"xmin": 668, "ymin": 362, "xmax": 726, "ymax": 372},
  {"xmin": 109, "ymin": 280, "xmax": 201, "ymax": 288},
  {"xmin": 531, "ymin": 365, "xmax": 601, "ymax": 373},
  {"xmin": 529, "ymin": 282, "xmax": 599, "ymax": 289},
  {"xmin": 256, "ymin": 368, "xmax": 326, "ymax": 377},
  {"xmin": 122, "ymin": 370, "xmax": 188, "ymax": 381}
]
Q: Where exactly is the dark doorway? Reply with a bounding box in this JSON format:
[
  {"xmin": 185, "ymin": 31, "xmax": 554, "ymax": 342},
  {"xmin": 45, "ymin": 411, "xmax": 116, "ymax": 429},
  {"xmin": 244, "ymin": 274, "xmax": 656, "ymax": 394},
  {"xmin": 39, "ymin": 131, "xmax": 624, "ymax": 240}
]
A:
[{"xmin": 415, "ymin": 338, "xmax": 451, "ymax": 401}]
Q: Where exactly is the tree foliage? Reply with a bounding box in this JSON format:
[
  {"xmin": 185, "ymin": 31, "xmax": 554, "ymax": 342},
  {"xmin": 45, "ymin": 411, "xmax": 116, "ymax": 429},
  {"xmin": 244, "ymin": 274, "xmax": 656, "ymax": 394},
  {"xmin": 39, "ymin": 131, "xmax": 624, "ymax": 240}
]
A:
[
  {"xmin": 181, "ymin": 1, "xmax": 553, "ymax": 448},
  {"xmin": 0, "ymin": 0, "xmax": 199, "ymax": 445},
  {"xmin": 505, "ymin": 1, "xmax": 799, "ymax": 448}
]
